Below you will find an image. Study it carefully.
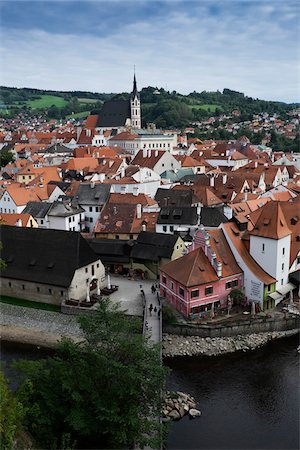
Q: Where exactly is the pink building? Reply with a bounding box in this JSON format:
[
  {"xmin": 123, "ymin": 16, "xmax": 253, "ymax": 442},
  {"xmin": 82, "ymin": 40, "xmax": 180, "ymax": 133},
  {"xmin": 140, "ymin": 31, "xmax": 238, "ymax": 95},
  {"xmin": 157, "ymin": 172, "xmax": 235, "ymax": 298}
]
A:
[{"xmin": 160, "ymin": 226, "xmax": 243, "ymax": 317}]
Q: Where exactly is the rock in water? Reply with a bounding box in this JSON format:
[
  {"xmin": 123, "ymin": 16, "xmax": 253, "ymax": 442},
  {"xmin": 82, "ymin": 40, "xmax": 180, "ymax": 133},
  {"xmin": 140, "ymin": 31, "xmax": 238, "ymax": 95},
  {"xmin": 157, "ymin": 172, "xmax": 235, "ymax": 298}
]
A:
[
  {"xmin": 189, "ymin": 408, "xmax": 201, "ymax": 418},
  {"xmin": 169, "ymin": 409, "xmax": 181, "ymax": 420}
]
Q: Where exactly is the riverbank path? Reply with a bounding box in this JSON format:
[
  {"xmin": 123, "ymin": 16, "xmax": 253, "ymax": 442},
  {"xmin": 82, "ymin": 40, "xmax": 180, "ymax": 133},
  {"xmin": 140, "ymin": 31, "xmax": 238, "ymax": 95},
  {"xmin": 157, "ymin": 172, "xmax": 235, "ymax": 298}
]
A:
[{"xmin": 142, "ymin": 284, "xmax": 162, "ymax": 350}]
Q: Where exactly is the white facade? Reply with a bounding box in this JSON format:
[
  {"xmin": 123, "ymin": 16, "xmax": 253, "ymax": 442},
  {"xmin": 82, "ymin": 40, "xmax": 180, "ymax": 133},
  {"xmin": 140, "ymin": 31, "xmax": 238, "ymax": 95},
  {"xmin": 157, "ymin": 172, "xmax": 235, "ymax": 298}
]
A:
[
  {"xmin": 110, "ymin": 134, "xmax": 176, "ymax": 156},
  {"xmin": 92, "ymin": 133, "xmax": 107, "ymax": 147},
  {"xmin": 110, "ymin": 179, "xmax": 161, "ymax": 198},
  {"xmin": 249, "ymin": 234, "xmax": 291, "ymax": 290},
  {"xmin": 130, "ymin": 95, "xmax": 141, "ymax": 129},
  {"xmin": 80, "ymin": 204, "xmax": 102, "ymax": 233},
  {"xmin": 48, "ymin": 211, "xmax": 84, "ymax": 232},
  {"xmin": 0, "ymin": 191, "xmax": 18, "ymax": 214},
  {"xmin": 131, "ymin": 167, "xmax": 161, "ymax": 183},
  {"xmin": 68, "ymin": 260, "xmax": 106, "ymax": 301}
]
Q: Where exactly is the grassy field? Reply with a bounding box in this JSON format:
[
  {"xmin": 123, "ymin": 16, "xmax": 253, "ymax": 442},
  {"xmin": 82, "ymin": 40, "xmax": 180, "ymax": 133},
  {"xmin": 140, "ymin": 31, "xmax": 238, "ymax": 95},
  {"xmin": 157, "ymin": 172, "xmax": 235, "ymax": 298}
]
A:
[
  {"xmin": 66, "ymin": 110, "xmax": 90, "ymax": 119},
  {"xmin": 0, "ymin": 295, "xmax": 61, "ymax": 312},
  {"xmin": 28, "ymin": 95, "xmax": 68, "ymax": 109},
  {"xmin": 188, "ymin": 103, "xmax": 223, "ymax": 112},
  {"xmin": 77, "ymin": 98, "xmax": 99, "ymax": 104}
]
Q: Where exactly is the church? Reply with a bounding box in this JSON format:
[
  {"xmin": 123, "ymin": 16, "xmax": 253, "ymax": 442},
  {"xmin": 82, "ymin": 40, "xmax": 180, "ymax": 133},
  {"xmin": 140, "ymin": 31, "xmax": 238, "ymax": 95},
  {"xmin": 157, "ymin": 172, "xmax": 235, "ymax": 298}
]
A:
[{"xmin": 95, "ymin": 74, "xmax": 141, "ymax": 133}]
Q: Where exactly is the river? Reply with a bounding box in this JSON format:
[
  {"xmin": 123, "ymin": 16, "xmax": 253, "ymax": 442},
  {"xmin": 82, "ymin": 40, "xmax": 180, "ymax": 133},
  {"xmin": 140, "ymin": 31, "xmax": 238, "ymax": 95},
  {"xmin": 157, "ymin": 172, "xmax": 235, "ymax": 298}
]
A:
[{"xmin": 1, "ymin": 336, "xmax": 299, "ymax": 450}]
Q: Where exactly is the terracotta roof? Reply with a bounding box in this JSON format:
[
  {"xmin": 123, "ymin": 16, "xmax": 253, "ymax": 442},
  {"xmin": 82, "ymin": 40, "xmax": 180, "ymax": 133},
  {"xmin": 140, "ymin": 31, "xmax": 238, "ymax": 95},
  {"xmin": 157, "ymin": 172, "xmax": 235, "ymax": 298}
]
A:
[
  {"xmin": 250, "ymin": 201, "xmax": 292, "ymax": 240},
  {"xmin": 109, "ymin": 131, "xmax": 139, "ymax": 141},
  {"xmin": 222, "ymin": 222, "xmax": 276, "ymax": 285},
  {"xmin": 131, "ymin": 149, "xmax": 165, "ymax": 169},
  {"xmin": 4, "ymin": 184, "xmax": 40, "ymax": 206},
  {"xmin": 161, "ymin": 247, "xmax": 219, "ymax": 287},
  {"xmin": 109, "ymin": 193, "xmax": 157, "ymax": 206},
  {"xmin": 64, "ymin": 157, "xmax": 99, "ymax": 172},
  {"xmin": 207, "ymin": 229, "xmax": 243, "ymax": 278},
  {"xmin": 175, "ymin": 155, "xmax": 204, "ymax": 168},
  {"xmin": 85, "ymin": 115, "xmax": 99, "ymax": 129},
  {"xmin": 0, "ymin": 213, "xmax": 33, "ymax": 227}
]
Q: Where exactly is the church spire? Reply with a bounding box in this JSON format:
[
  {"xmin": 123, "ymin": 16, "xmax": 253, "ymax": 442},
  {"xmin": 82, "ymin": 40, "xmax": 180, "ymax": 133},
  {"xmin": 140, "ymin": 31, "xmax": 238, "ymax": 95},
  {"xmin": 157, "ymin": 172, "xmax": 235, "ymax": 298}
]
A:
[{"xmin": 131, "ymin": 68, "xmax": 139, "ymax": 98}]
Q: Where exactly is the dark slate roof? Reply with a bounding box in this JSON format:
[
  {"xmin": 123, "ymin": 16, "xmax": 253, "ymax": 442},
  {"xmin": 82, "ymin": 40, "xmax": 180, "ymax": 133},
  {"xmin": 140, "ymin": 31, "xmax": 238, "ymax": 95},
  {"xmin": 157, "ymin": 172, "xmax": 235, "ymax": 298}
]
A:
[
  {"xmin": 155, "ymin": 188, "xmax": 193, "ymax": 207},
  {"xmin": 132, "ymin": 232, "xmax": 179, "ymax": 260},
  {"xmin": 48, "ymin": 181, "xmax": 72, "ymax": 193},
  {"xmin": 96, "ymin": 100, "xmax": 131, "ymax": 127},
  {"xmin": 0, "ymin": 225, "xmax": 99, "ymax": 287},
  {"xmin": 48, "ymin": 200, "xmax": 84, "ymax": 217},
  {"xmin": 200, "ymin": 206, "xmax": 228, "ymax": 227},
  {"xmin": 87, "ymin": 238, "xmax": 132, "ymax": 263},
  {"xmin": 22, "ymin": 201, "xmax": 52, "ymax": 218},
  {"xmin": 157, "ymin": 206, "xmax": 199, "ymax": 225},
  {"xmin": 74, "ymin": 184, "xmax": 111, "ymax": 206},
  {"xmin": 38, "ymin": 144, "xmax": 73, "ymax": 154}
]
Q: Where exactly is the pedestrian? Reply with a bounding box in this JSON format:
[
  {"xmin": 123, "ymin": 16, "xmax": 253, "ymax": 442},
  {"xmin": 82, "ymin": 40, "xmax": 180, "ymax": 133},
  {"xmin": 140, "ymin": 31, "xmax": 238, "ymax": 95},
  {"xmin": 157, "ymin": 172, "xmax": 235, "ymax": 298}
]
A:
[
  {"xmin": 154, "ymin": 306, "xmax": 157, "ymax": 314},
  {"xmin": 140, "ymin": 289, "xmax": 145, "ymax": 297},
  {"xmin": 149, "ymin": 303, "xmax": 153, "ymax": 316},
  {"xmin": 145, "ymin": 321, "xmax": 148, "ymax": 329},
  {"xmin": 158, "ymin": 308, "xmax": 161, "ymax": 318},
  {"xmin": 151, "ymin": 285, "xmax": 154, "ymax": 294}
]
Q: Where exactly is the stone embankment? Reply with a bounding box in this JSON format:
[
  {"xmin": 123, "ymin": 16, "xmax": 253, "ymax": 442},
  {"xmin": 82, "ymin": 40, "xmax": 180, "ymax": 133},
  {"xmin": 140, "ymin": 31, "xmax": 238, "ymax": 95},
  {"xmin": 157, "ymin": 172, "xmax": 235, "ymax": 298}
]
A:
[
  {"xmin": 162, "ymin": 329, "xmax": 299, "ymax": 357},
  {"xmin": 162, "ymin": 391, "xmax": 201, "ymax": 422}
]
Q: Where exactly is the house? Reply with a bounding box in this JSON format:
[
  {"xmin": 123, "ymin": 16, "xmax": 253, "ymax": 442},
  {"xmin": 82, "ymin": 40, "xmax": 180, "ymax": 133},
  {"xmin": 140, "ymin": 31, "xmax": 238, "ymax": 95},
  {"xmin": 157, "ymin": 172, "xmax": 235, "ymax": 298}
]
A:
[
  {"xmin": 73, "ymin": 183, "xmax": 111, "ymax": 232},
  {"xmin": 23, "ymin": 198, "xmax": 85, "ymax": 232},
  {"xmin": 156, "ymin": 206, "xmax": 200, "ymax": 238},
  {"xmin": 0, "ymin": 184, "xmax": 40, "ymax": 214},
  {"xmin": 159, "ymin": 227, "xmax": 243, "ymax": 317},
  {"xmin": 0, "ymin": 225, "xmax": 105, "ymax": 305},
  {"xmin": 109, "ymin": 131, "xmax": 176, "ymax": 156},
  {"xmin": 0, "ymin": 213, "xmax": 38, "ymax": 228},
  {"xmin": 94, "ymin": 203, "xmax": 158, "ymax": 240},
  {"xmin": 88, "ymin": 231, "xmax": 185, "ymax": 280},
  {"xmin": 131, "ymin": 149, "xmax": 181, "ymax": 176}
]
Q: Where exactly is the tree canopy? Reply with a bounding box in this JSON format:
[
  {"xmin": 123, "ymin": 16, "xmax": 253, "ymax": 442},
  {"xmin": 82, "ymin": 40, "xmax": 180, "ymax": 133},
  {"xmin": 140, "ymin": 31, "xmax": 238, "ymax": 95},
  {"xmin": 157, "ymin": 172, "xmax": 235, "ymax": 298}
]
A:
[{"xmin": 13, "ymin": 299, "xmax": 167, "ymax": 449}]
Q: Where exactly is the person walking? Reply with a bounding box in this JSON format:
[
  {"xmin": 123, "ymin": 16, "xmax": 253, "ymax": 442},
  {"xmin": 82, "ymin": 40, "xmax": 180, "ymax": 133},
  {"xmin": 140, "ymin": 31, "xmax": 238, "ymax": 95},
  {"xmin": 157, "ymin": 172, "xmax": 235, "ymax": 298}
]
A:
[
  {"xmin": 154, "ymin": 306, "xmax": 157, "ymax": 315},
  {"xmin": 149, "ymin": 303, "xmax": 153, "ymax": 316}
]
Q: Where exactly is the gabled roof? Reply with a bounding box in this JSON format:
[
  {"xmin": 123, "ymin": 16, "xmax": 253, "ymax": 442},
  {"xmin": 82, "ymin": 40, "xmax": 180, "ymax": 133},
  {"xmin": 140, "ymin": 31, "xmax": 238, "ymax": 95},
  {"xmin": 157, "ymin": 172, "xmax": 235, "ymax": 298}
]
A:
[
  {"xmin": 161, "ymin": 247, "xmax": 219, "ymax": 287},
  {"xmin": 207, "ymin": 228, "xmax": 242, "ymax": 278},
  {"xmin": 1, "ymin": 225, "xmax": 99, "ymax": 287},
  {"xmin": 200, "ymin": 206, "xmax": 228, "ymax": 227},
  {"xmin": 109, "ymin": 193, "xmax": 157, "ymax": 206},
  {"xmin": 250, "ymin": 201, "xmax": 292, "ymax": 240},
  {"xmin": 109, "ymin": 131, "xmax": 139, "ymax": 141},
  {"xmin": 73, "ymin": 183, "xmax": 111, "ymax": 205},
  {"xmin": 155, "ymin": 188, "xmax": 194, "ymax": 207},
  {"xmin": 0, "ymin": 213, "xmax": 33, "ymax": 227},
  {"xmin": 157, "ymin": 206, "xmax": 198, "ymax": 225},
  {"xmin": 22, "ymin": 201, "xmax": 52, "ymax": 218}
]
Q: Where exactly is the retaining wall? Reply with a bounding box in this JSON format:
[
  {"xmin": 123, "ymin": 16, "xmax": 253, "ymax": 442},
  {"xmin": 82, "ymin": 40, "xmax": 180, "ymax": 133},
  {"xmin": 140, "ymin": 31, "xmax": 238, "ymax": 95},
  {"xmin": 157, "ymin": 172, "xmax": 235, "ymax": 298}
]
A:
[{"xmin": 164, "ymin": 316, "xmax": 300, "ymax": 338}]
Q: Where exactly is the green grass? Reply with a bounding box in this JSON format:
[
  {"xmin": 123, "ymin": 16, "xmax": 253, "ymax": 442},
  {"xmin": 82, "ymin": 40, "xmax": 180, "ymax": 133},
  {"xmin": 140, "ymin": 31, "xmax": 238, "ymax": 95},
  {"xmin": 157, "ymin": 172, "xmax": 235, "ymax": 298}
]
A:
[
  {"xmin": 187, "ymin": 103, "xmax": 223, "ymax": 112},
  {"xmin": 0, "ymin": 295, "xmax": 61, "ymax": 312},
  {"xmin": 66, "ymin": 110, "xmax": 90, "ymax": 119},
  {"xmin": 28, "ymin": 95, "xmax": 68, "ymax": 109},
  {"xmin": 77, "ymin": 98, "xmax": 99, "ymax": 104}
]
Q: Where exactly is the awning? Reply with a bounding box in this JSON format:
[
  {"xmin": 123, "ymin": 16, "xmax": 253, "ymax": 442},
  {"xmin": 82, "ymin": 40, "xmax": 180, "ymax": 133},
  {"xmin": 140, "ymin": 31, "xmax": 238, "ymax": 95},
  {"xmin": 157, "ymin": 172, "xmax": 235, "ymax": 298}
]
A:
[
  {"xmin": 277, "ymin": 283, "xmax": 296, "ymax": 297},
  {"xmin": 268, "ymin": 291, "xmax": 284, "ymax": 305}
]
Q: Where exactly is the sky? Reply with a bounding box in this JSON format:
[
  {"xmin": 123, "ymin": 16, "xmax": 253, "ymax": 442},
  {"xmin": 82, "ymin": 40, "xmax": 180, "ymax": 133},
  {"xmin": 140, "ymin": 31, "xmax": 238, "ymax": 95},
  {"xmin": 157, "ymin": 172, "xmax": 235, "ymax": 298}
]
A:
[{"xmin": 0, "ymin": 0, "xmax": 299, "ymax": 102}]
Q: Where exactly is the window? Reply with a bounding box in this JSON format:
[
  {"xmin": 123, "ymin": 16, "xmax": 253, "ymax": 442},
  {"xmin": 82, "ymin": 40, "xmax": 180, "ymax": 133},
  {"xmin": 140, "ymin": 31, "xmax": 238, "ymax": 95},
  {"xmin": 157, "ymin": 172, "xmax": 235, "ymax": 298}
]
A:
[
  {"xmin": 61, "ymin": 291, "xmax": 64, "ymax": 296},
  {"xmin": 130, "ymin": 234, "xmax": 134, "ymax": 239},
  {"xmin": 96, "ymin": 263, "xmax": 99, "ymax": 268},
  {"xmin": 162, "ymin": 275, "xmax": 166, "ymax": 284},
  {"xmin": 8, "ymin": 282, "xmax": 11, "ymax": 288},
  {"xmin": 282, "ymin": 248, "xmax": 285, "ymax": 255},
  {"xmin": 89, "ymin": 218, "xmax": 93, "ymax": 223},
  {"xmin": 191, "ymin": 289, "xmax": 199, "ymax": 298},
  {"xmin": 205, "ymin": 286, "xmax": 213, "ymax": 295},
  {"xmin": 262, "ymin": 243, "xmax": 265, "ymax": 252},
  {"xmin": 85, "ymin": 267, "xmax": 88, "ymax": 273},
  {"xmin": 232, "ymin": 280, "xmax": 238, "ymax": 287},
  {"xmin": 226, "ymin": 281, "xmax": 231, "ymax": 290},
  {"xmin": 179, "ymin": 287, "xmax": 185, "ymax": 298},
  {"xmin": 297, "ymin": 256, "xmax": 300, "ymax": 265},
  {"xmin": 163, "ymin": 226, "xmax": 167, "ymax": 232},
  {"xmin": 281, "ymin": 279, "xmax": 283, "ymax": 286},
  {"xmin": 68, "ymin": 217, "xmax": 71, "ymax": 223},
  {"xmin": 41, "ymin": 219, "xmax": 44, "ymax": 225},
  {"xmin": 22, "ymin": 284, "xmax": 25, "ymax": 290},
  {"xmin": 170, "ymin": 226, "xmax": 174, "ymax": 232},
  {"xmin": 37, "ymin": 287, "xmax": 40, "ymax": 292},
  {"xmin": 89, "ymin": 207, "xmax": 92, "ymax": 212},
  {"xmin": 96, "ymin": 207, "xmax": 100, "ymax": 212},
  {"xmin": 49, "ymin": 289, "xmax": 52, "ymax": 294},
  {"xmin": 92, "ymin": 265, "xmax": 95, "ymax": 276},
  {"xmin": 171, "ymin": 281, "xmax": 174, "ymax": 290},
  {"xmin": 282, "ymin": 263, "xmax": 284, "ymax": 271},
  {"xmin": 115, "ymin": 235, "xmax": 120, "ymax": 239},
  {"xmin": 267, "ymin": 284, "xmax": 271, "ymax": 292}
]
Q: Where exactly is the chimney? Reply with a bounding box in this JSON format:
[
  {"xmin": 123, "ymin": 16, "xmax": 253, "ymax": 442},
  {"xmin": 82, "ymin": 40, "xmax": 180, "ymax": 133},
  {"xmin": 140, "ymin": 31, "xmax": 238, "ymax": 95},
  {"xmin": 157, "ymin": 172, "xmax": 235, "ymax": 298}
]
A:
[
  {"xmin": 143, "ymin": 148, "xmax": 147, "ymax": 158},
  {"xmin": 211, "ymin": 251, "xmax": 216, "ymax": 265},
  {"xmin": 205, "ymin": 235, "xmax": 210, "ymax": 256},
  {"xmin": 121, "ymin": 167, "xmax": 125, "ymax": 178},
  {"xmin": 155, "ymin": 150, "xmax": 158, "ymax": 157},
  {"xmin": 142, "ymin": 223, "xmax": 146, "ymax": 232},
  {"xmin": 16, "ymin": 219, "xmax": 22, "ymax": 227},
  {"xmin": 222, "ymin": 174, "xmax": 227, "ymax": 184},
  {"xmin": 148, "ymin": 149, "xmax": 151, "ymax": 158},
  {"xmin": 244, "ymin": 189, "xmax": 248, "ymax": 202},
  {"xmin": 91, "ymin": 181, "xmax": 95, "ymax": 189},
  {"xmin": 254, "ymin": 161, "xmax": 258, "ymax": 168},
  {"xmin": 136, "ymin": 203, "xmax": 142, "ymax": 219},
  {"xmin": 210, "ymin": 175, "xmax": 215, "ymax": 187},
  {"xmin": 217, "ymin": 261, "xmax": 222, "ymax": 277},
  {"xmin": 99, "ymin": 173, "xmax": 105, "ymax": 183},
  {"xmin": 109, "ymin": 160, "xmax": 114, "ymax": 168}
]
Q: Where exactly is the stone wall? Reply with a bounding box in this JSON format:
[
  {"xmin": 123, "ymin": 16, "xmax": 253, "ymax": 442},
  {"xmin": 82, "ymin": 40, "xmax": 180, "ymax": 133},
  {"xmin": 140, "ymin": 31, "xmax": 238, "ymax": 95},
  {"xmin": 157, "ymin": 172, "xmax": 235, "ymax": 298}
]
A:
[{"xmin": 164, "ymin": 316, "xmax": 300, "ymax": 338}]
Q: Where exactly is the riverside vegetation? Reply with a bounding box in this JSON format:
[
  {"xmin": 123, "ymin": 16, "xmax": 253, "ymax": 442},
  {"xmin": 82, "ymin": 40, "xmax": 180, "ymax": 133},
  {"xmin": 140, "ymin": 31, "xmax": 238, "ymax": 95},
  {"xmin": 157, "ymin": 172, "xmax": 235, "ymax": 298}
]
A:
[{"xmin": 0, "ymin": 299, "xmax": 167, "ymax": 450}]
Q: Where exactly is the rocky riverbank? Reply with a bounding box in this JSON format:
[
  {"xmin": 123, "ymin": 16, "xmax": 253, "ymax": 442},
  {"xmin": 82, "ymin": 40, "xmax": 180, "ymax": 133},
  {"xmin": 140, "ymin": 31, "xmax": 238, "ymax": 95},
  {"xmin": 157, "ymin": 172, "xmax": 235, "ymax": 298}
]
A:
[{"xmin": 162, "ymin": 329, "xmax": 299, "ymax": 357}]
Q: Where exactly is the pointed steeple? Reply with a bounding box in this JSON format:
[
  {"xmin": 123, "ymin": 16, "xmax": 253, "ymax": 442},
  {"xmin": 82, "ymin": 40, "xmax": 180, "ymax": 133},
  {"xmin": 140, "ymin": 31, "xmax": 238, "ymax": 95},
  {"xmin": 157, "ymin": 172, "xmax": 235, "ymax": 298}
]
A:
[{"xmin": 131, "ymin": 71, "xmax": 139, "ymax": 99}]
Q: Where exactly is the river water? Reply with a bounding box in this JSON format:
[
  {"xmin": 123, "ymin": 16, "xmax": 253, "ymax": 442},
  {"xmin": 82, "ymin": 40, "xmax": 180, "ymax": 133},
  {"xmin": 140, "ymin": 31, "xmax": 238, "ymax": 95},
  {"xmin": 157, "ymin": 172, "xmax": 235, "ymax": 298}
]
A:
[{"xmin": 1, "ymin": 336, "xmax": 299, "ymax": 450}]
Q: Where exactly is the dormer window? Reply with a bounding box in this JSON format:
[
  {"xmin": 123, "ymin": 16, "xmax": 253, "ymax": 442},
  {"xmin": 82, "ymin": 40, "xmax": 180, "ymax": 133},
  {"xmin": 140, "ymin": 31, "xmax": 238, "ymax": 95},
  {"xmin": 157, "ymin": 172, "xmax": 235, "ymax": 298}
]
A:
[{"xmin": 262, "ymin": 243, "xmax": 265, "ymax": 253}]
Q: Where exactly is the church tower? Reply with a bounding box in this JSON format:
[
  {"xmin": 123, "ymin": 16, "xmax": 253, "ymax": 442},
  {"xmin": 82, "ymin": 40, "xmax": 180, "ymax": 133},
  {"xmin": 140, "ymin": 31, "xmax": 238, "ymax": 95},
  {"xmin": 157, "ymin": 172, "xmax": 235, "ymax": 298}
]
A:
[{"xmin": 130, "ymin": 73, "xmax": 141, "ymax": 129}]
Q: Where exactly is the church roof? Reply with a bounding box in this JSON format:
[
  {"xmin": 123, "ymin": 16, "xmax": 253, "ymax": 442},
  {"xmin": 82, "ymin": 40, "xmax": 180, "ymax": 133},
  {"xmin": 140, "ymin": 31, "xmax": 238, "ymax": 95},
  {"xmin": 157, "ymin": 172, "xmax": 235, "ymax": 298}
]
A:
[{"xmin": 96, "ymin": 100, "xmax": 131, "ymax": 127}]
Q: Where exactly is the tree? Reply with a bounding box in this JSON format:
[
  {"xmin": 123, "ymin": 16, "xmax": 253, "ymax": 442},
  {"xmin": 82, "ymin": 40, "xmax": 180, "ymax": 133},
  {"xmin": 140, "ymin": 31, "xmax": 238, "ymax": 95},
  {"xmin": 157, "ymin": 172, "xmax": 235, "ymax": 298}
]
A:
[
  {"xmin": 0, "ymin": 147, "xmax": 15, "ymax": 168},
  {"xmin": 14, "ymin": 299, "xmax": 167, "ymax": 449}
]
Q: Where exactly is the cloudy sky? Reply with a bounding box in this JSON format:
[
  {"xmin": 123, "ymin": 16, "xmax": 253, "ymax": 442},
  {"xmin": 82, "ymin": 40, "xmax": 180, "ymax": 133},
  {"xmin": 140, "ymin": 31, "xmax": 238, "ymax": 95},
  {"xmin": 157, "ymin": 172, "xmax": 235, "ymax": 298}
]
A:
[{"xmin": 0, "ymin": 0, "xmax": 299, "ymax": 102}]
